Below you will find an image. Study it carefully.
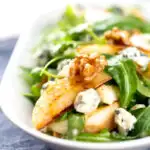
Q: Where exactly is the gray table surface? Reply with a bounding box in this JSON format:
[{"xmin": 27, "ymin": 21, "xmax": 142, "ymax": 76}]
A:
[{"xmin": 0, "ymin": 38, "xmax": 51, "ymax": 150}]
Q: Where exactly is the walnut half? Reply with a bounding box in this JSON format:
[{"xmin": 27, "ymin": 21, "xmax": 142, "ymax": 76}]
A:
[
  {"xmin": 69, "ymin": 53, "xmax": 108, "ymax": 86},
  {"xmin": 104, "ymin": 27, "xmax": 131, "ymax": 45}
]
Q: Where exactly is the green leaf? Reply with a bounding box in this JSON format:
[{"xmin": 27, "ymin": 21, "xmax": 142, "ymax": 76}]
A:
[
  {"xmin": 107, "ymin": 59, "xmax": 138, "ymax": 108},
  {"xmin": 131, "ymin": 108, "xmax": 145, "ymax": 118},
  {"xmin": 75, "ymin": 134, "xmax": 113, "ymax": 142},
  {"xmin": 111, "ymin": 132, "xmax": 137, "ymax": 141},
  {"xmin": 23, "ymin": 93, "xmax": 38, "ymax": 104},
  {"xmin": 76, "ymin": 129, "xmax": 138, "ymax": 142},
  {"xmin": 31, "ymin": 67, "xmax": 43, "ymax": 83},
  {"xmin": 67, "ymin": 114, "xmax": 84, "ymax": 139},
  {"xmin": 21, "ymin": 67, "xmax": 48, "ymax": 104},
  {"xmin": 93, "ymin": 15, "xmax": 150, "ymax": 34},
  {"xmin": 58, "ymin": 5, "xmax": 85, "ymax": 31},
  {"xmin": 137, "ymin": 78, "xmax": 150, "ymax": 97},
  {"xmin": 40, "ymin": 56, "xmax": 68, "ymax": 76},
  {"xmin": 50, "ymin": 41, "xmax": 77, "ymax": 57},
  {"xmin": 131, "ymin": 106, "xmax": 150, "ymax": 137},
  {"xmin": 20, "ymin": 67, "xmax": 33, "ymax": 85},
  {"xmin": 102, "ymin": 54, "xmax": 113, "ymax": 59},
  {"xmin": 142, "ymin": 76, "xmax": 150, "ymax": 87},
  {"xmin": 31, "ymin": 83, "xmax": 41, "ymax": 97},
  {"xmin": 57, "ymin": 109, "xmax": 74, "ymax": 121},
  {"xmin": 59, "ymin": 112, "xmax": 68, "ymax": 121},
  {"xmin": 75, "ymin": 129, "xmax": 114, "ymax": 142},
  {"xmin": 21, "ymin": 67, "xmax": 45, "ymax": 85}
]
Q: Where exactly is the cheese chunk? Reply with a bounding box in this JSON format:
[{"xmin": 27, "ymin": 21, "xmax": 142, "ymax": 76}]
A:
[
  {"xmin": 120, "ymin": 47, "xmax": 149, "ymax": 70},
  {"xmin": 108, "ymin": 47, "xmax": 150, "ymax": 70},
  {"xmin": 115, "ymin": 108, "xmax": 137, "ymax": 135},
  {"xmin": 74, "ymin": 88, "xmax": 101, "ymax": 113}
]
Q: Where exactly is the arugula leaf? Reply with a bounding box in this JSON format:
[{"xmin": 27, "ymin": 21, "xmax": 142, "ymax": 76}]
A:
[
  {"xmin": 93, "ymin": 15, "xmax": 150, "ymax": 34},
  {"xmin": 106, "ymin": 59, "xmax": 138, "ymax": 108},
  {"xmin": 142, "ymin": 76, "xmax": 150, "ymax": 87},
  {"xmin": 50, "ymin": 41, "xmax": 77, "ymax": 57},
  {"xmin": 76, "ymin": 130, "xmax": 137, "ymax": 142},
  {"xmin": 111, "ymin": 132, "xmax": 137, "ymax": 140},
  {"xmin": 67, "ymin": 114, "xmax": 84, "ymax": 139},
  {"xmin": 20, "ymin": 67, "xmax": 48, "ymax": 104},
  {"xmin": 23, "ymin": 93, "xmax": 38, "ymax": 104},
  {"xmin": 58, "ymin": 5, "xmax": 85, "ymax": 31},
  {"xmin": 131, "ymin": 108, "xmax": 145, "ymax": 118},
  {"xmin": 137, "ymin": 78, "xmax": 150, "ymax": 97},
  {"xmin": 75, "ymin": 129, "xmax": 114, "ymax": 142},
  {"xmin": 20, "ymin": 67, "xmax": 33, "ymax": 85},
  {"xmin": 131, "ymin": 106, "xmax": 150, "ymax": 137},
  {"xmin": 31, "ymin": 83, "xmax": 41, "ymax": 97},
  {"xmin": 57, "ymin": 109, "xmax": 74, "ymax": 121},
  {"xmin": 40, "ymin": 54, "xmax": 74, "ymax": 76}
]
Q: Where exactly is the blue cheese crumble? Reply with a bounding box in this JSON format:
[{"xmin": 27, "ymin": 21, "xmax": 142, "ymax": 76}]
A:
[
  {"xmin": 108, "ymin": 47, "xmax": 150, "ymax": 70},
  {"xmin": 74, "ymin": 88, "xmax": 101, "ymax": 113},
  {"xmin": 115, "ymin": 108, "xmax": 137, "ymax": 135}
]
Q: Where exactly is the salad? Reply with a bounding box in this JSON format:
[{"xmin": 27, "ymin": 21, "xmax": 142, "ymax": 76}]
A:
[{"xmin": 21, "ymin": 5, "xmax": 150, "ymax": 142}]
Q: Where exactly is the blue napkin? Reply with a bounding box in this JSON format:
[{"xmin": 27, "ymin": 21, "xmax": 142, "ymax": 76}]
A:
[{"xmin": 0, "ymin": 38, "xmax": 50, "ymax": 150}]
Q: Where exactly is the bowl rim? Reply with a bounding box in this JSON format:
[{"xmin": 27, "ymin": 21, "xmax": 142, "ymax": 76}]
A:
[
  {"xmin": 1, "ymin": 1, "xmax": 150, "ymax": 149},
  {"xmin": 1, "ymin": 103, "xmax": 150, "ymax": 150}
]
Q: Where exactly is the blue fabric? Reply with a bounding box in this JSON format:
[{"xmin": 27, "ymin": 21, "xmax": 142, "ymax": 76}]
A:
[{"xmin": 0, "ymin": 38, "xmax": 50, "ymax": 150}]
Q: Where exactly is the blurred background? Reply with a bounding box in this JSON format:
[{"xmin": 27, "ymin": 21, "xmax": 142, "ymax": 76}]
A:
[{"xmin": 0, "ymin": 0, "xmax": 59, "ymax": 80}]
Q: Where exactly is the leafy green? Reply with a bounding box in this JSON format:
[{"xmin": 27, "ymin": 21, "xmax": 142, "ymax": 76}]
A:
[
  {"xmin": 23, "ymin": 93, "xmax": 39, "ymax": 104},
  {"xmin": 137, "ymin": 78, "xmax": 150, "ymax": 97},
  {"xmin": 67, "ymin": 114, "xmax": 84, "ymax": 139},
  {"xmin": 20, "ymin": 67, "xmax": 48, "ymax": 103},
  {"xmin": 93, "ymin": 15, "xmax": 150, "ymax": 34},
  {"xmin": 57, "ymin": 109, "xmax": 74, "ymax": 121},
  {"xmin": 142, "ymin": 76, "xmax": 150, "ymax": 87},
  {"xmin": 20, "ymin": 67, "xmax": 44, "ymax": 85},
  {"xmin": 131, "ymin": 106, "xmax": 150, "ymax": 137},
  {"xmin": 75, "ymin": 129, "xmax": 115, "ymax": 142},
  {"xmin": 131, "ymin": 108, "xmax": 145, "ymax": 118},
  {"xmin": 111, "ymin": 132, "xmax": 137, "ymax": 140},
  {"xmin": 102, "ymin": 54, "xmax": 113, "ymax": 59},
  {"xmin": 106, "ymin": 59, "xmax": 138, "ymax": 108},
  {"xmin": 50, "ymin": 42, "xmax": 77, "ymax": 57},
  {"xmin": 20, "ymin": 67, "xmax": 33, "ymax": 85},
  {"xmin": 40, "ymin": 56, "xmax": 65, "ymax": 76},
  {"xmin": 58, "ymin": 5, "xmax": 85, "ymax": 31},
  {"xmin": 40, "ymin": 54, "xmax": 74, "ymax": 76},
  {"xmin": 59, "ymin": 112, "xmax": 68, "ymax": 121},
  {"xmin": 32, "ymin": 5, "xmax": 85, "ymax": 63},
  {"xmin": 32, "ymin": 5, "xmax": 150, "ymax": 68},
  {"xmin": 31, "ymin": 83, "xmax": 41, "ymax": 97},
  {"xmin": 76, "ymin": 130, "xmax": 138, "ymax": 142}
]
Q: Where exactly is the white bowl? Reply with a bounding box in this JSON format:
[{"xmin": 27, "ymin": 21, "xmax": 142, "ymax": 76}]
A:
[{"xmin": 0, "ymin": 1, "xmax": 150, "ymax": 150}]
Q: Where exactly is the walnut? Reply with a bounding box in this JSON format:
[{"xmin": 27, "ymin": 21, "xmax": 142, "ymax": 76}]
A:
[
  {"xmin": 69, "ymin": 53, "xmax": 107, "ymax": 85},
  {"xmin": 104, "ymin": 27, "xmax": 130, "ymax": 45}
]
